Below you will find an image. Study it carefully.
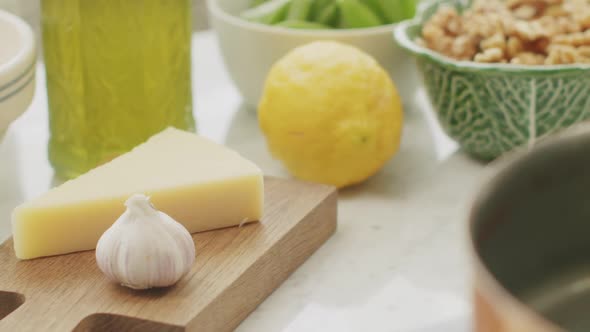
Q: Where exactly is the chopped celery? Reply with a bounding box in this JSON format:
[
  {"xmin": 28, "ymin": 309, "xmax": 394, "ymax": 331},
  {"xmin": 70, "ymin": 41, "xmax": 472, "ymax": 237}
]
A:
[
  {"xmin": 276, "ymin": 20, "xmax": 331, "ymax": 29},
  {"xmin": 241, "ymin": 0, "xmax": 291, "ymax": 24},
  {"xmin": 338, "ymin": 0, "xmax": 383, "ymax": 28},
  {"xmin": 287, "ymin": 0, "xmax": 313, "ymax": 20},
  {"xmin": 242, "ymin": 0, "xmax": 416, "ymax": 28}
]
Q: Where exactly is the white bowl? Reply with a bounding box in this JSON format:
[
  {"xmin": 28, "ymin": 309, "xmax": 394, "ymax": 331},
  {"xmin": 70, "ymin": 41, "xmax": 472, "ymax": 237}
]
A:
[
  {"xmin": 0, "ymin": 10, "xmax": 35, "ymax": 138},
  {"xmin": 207, "ymin": 0, "xmax": 419, "ymax": 108}
]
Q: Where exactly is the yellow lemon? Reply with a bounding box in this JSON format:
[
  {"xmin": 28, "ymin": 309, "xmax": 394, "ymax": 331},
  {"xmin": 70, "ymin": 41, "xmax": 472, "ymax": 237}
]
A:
[{"xmin": 258, "ymin": 41, "xmax": 403, "ymax": 188}]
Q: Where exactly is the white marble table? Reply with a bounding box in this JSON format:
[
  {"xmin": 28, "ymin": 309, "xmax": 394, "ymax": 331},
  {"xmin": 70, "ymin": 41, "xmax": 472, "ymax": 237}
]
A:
[{"xmin": 0, "ymin": 32, "xmax": 487, "ymax": 332}]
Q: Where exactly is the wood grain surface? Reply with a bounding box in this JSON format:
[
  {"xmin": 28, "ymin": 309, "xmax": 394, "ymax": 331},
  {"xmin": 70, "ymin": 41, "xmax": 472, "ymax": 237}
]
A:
[{"xmin": 0, "ymin": 177, "xmax": 337, "ymax": 332}]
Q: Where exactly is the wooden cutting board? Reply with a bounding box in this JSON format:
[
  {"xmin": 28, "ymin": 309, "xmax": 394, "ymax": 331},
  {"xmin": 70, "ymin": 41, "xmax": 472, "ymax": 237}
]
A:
[{"xmin": 0, "ymin": 177, "xmax": 337, "ymax": 332}]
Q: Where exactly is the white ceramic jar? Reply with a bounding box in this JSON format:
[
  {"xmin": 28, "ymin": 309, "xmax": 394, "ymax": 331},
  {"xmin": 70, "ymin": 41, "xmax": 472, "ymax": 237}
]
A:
[{"xmin": 0, "ymin": 9, "xmax": 35, "ymax": 138}]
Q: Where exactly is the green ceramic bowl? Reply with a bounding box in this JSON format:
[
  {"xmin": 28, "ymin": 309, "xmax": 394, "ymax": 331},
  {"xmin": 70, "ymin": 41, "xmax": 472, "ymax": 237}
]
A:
[{"xmin": 394, "ymin": 0, "xmax": 590, "ymax": 160}]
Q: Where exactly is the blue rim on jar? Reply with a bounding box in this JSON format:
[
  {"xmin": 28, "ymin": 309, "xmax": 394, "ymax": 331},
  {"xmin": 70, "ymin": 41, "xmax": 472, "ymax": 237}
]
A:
[{"xmin": 393, "ymin": 0, "xmax": 590, "ymax": 160}]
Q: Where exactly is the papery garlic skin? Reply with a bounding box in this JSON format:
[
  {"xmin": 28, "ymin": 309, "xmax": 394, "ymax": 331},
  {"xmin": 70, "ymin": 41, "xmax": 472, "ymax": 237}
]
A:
[{"xmin": 96, "ymin": 194, "xmax": 195, "ymax": 290}]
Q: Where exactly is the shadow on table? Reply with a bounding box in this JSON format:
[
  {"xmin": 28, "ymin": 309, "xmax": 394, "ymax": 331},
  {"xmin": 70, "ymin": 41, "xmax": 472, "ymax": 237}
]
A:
[
  {"xmin": 0, "ymin": 131, "xmax": 23, "ymax": 242},
  {"xmin": 339, "ymin": 104, "xmax": 443, "ymax": 200},
  {"xmin": 222, "ymin": 103, "xmax": 289, "ymax": 179},
  {"xmin": 221, "ymin": 102, "xmax": 485, "ymax": 332},
  {"xmin": 224, "ymin": 100, "xmax": 462, "ymax": 199},
  {"xmin": 407, "ymin": 316, "xmax": 472, "ymax": 332}
]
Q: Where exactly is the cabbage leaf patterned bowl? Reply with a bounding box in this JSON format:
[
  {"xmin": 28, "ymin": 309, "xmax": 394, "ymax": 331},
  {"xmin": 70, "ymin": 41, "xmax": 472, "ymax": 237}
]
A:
[{"xmin": 394, "ymin": 0, "xmax": 590, "ymax": 160}]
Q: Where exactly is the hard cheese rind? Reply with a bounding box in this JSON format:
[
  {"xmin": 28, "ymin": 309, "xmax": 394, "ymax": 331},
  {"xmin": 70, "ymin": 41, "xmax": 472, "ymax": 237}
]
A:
[{"xmin": 12, "ymin": 128, "xmax": 264, "ymax": 260}]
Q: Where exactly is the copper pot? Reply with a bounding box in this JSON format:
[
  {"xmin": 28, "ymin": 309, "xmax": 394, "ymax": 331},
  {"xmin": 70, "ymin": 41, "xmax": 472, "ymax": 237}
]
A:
[{"xmin": 469, "ymin": 125, "xmax": 590, "ymax": 332}]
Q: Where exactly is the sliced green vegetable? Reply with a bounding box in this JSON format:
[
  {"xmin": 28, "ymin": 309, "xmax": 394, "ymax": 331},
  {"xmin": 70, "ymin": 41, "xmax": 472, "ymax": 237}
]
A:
[
  {"xmin": 314, "ymin": 2, "xmax": 340, "ymax": 27},
  {"xmin": 241, "ymin": 0, "xmax": 410, "ymax": 29},
  {"xmin": 400, "ymin": 0, "xmax": 417, "ymax": 21},
  {"xmin": 287, "ymin": 0, "xmax": 313, "ymax": 20},
  {"xmin": 275, "ymin": 20, "xmax": 331, "ymax": 29},
  {"xmin": 377, "ymin": 0, "xmax": 416, "ymax": 23},
  {"xmin": 378, "ymin": 0, "xmax": 403, "ymax": 24},
  {"xmin": 251, "ymin": 0, "xmax": 271, "ymax": 7},
  {"xmin": 241, "ymin": 0, "xmax": 291, "ymax": 24},
  {"xmin": 337, "ymin": 0, "xmax": 383, "ymax": 28},
  {"xmin": 359, "ymin": 0, "xmax": 388, "ymax": 23},
  {"xmin": 310, "ymin": 0, "xmax": 334, "ymax": 19}
]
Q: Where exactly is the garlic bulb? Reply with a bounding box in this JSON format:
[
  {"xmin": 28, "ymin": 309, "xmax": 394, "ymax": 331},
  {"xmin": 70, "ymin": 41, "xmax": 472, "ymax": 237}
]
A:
[{"xmin": 96, "ymin": 194, "xmax": 195, "ymax": 289}]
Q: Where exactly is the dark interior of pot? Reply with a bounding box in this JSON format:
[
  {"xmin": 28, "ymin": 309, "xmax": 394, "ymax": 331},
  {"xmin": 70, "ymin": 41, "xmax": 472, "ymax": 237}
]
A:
[{"xmin": 472, "ymin": 131, "xmax": 590, "ymax": 332}]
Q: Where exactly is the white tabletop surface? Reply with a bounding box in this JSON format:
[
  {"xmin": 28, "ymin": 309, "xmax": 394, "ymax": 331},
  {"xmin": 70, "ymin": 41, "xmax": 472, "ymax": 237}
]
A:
[{"xmin": 0, "ymin": 32, "xmax": 488, "ymax": 332}]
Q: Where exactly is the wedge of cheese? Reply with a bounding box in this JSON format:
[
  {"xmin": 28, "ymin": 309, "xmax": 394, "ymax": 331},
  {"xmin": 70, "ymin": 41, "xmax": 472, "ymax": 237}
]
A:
[{"xmin": 12, "ymin": 128, "xmax": 264, "ymax": 259}]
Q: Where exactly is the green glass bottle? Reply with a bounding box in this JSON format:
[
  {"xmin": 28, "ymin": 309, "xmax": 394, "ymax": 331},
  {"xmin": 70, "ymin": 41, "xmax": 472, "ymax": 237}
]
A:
[{"xmin": 41, "ymin": 0, "xmax": 195, "ymax": 179}]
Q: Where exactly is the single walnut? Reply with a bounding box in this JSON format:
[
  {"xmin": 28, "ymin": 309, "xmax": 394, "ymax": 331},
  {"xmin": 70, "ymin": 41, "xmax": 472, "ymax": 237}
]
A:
[
  {"xmin": 422, "ymin": 24, "xmax": 455, "ymax": 56},
  {"xmin": 579, "ymin": 45, "xmax": 590, "ymax": 57},
  {"xmin": 446, "ymin": 16, "xmax": 464, "ymax": 35},
  {"xmin": 510, "ymin": 52, "xmax": 547, "ymax": 64},
  {"xmin": 513, "ymin": 4, "xmax": 539, "ymax": 19},
  {"xmin": 463, "ymin": 13, "xmax": 501, "ymax": 38},
  {"xmin": 536, "ymin": 16, "xmax": 556, "ymax": 36},
  {"xmin": 451, "ymin": 35, "xmax": 480, "ymax": 59},
  {"xmin": 553, "ymin": 16, "xmax": 583, "ymax": 34},
  {"xmin": 472, "ymin": 0, "xmax": 509, "ymax": 13},
  {"xmin": 481, "ymin": 32, "xmax": 507, "ymax": 52},
  {"xmin": 500, "ymin": 16, "xmax": 518, "ymax": 35},
  {"xmin": 429, "ymin": 5, "xmax": 460, "ymax": 28},
  {"xmin": 546, "ymin": 44, "xmax": 580, "ymax": 63},
  {"xmin": 507, "ymin": 36, "xmax": 525, "ymax": 57},
  {"xmin": 536, "ymin": 16, "xmax": 581, "ymax": 36},
  {"xmin": 422, "ymin": 23, "xmax": 445, "ymax": 40},
  {"xmin": 553, "ymin": 30, "xmax": 590, "ymax": 46},
  {"xmin": 574, "ymin": 10, "xmax": 590, "ymax": 29},
  {"xmin": 564, "ymin": 0, "xmax": 590, "ymax": 26},
  {"xmin": 474, "ymin": 48, "xmax": 505, "ymax": 62},
  {"xmin": 514, "ymin": 20, "xmax": 550, "ymax": 40},
  {"xmin": 544, "ymin": 3, "xmax": 569, "ymax": 16}
]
